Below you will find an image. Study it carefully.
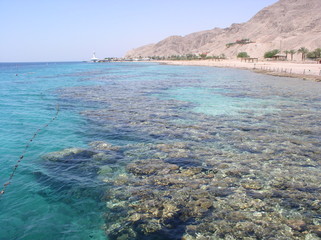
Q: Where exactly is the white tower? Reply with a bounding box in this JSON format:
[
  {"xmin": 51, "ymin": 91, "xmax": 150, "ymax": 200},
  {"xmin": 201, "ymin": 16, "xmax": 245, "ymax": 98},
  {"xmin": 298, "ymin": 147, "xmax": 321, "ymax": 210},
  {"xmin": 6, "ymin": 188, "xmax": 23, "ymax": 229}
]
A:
[{"xmin": 91, "ymin": 52, "xmax": 98, "ymax": 62}]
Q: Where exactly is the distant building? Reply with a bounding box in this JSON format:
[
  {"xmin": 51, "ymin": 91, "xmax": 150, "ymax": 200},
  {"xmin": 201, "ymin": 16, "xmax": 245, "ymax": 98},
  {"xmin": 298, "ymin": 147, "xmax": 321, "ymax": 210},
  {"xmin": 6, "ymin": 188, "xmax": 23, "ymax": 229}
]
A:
[
  {"xmin": 272, "ymin": 54, "xmax": 287, "ymax": 61},
  {"xmin": 91, "ymin": 52, "xmax": 99, "ymax": 62}
]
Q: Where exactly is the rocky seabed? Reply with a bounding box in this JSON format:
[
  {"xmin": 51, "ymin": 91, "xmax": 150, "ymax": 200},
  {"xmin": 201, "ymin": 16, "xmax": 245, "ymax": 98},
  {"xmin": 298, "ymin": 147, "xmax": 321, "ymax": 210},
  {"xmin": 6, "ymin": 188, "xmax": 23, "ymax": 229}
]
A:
[{"xmin": 45, "ymin": 73, "xmax": 321, "ymax": 240}]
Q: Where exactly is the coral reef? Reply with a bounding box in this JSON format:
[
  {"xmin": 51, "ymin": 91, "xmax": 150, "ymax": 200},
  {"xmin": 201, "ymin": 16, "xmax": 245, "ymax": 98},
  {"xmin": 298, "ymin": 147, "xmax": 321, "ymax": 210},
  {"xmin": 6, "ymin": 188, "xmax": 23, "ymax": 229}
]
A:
[
  {"xmin": 101, "ymin": 140, "xmax": 321, "ymax": 240},
  {"xmin": 55, "ymin": 67, "xmax": 321, "ymax": 240}
]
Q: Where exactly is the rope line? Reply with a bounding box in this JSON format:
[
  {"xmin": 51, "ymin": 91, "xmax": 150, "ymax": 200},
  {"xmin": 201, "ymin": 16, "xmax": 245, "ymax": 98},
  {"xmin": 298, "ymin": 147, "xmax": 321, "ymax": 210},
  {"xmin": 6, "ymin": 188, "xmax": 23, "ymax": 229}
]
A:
[{"xmin": 0, "ymin": 104, "xmax": 60, "ymax": 197}]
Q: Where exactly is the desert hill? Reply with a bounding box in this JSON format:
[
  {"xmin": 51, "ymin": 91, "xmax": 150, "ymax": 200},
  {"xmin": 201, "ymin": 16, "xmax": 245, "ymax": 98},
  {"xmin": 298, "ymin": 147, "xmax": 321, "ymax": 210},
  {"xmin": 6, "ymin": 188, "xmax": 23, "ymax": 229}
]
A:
[{"xmin": 125, "ymin": 0, "xmax": 321, "ymax": 60}]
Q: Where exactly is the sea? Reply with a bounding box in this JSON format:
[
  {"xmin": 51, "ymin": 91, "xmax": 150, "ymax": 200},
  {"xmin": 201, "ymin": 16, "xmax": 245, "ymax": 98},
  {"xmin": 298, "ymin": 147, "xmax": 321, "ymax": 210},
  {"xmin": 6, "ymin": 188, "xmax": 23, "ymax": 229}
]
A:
[{"xmin": 0, "ymin": 62, "xmax": 320, "ymax": 240}]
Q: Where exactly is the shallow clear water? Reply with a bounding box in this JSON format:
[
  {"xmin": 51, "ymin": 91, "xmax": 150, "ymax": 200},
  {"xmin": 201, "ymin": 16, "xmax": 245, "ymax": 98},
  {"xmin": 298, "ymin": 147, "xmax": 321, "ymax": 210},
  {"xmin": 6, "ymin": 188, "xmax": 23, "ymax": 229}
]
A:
[
  {"xmin": 1, "ymin": 62, "xmax": 321, "ymax": 240},
  {"xmin": 0, "ymin": 62, "xmax": 112, "ymax": 239}
]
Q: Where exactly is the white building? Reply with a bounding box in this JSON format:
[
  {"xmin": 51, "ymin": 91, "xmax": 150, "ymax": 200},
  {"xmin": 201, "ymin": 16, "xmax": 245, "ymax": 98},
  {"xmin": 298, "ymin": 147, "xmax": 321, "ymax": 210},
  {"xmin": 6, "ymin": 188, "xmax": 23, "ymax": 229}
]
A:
[{"xmin": 91, "ymin": 52, "xmax": 99, "ymax": 62}]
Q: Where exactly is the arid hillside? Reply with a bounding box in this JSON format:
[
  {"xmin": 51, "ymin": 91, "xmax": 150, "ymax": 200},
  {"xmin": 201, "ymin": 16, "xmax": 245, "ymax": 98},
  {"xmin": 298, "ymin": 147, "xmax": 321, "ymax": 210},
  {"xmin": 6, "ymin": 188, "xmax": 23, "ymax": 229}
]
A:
[{"xmin": 125, "ymin": 0, "xmax": 321, "ymax": 60}]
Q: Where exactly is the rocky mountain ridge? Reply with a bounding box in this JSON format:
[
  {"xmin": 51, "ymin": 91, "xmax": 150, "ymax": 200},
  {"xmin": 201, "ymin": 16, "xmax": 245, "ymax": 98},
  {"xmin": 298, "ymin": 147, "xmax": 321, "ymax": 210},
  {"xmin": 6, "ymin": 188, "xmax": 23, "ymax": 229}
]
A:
[{"xmin": 125, "ymin": 0, "xmax": 321, "ymax": 59}]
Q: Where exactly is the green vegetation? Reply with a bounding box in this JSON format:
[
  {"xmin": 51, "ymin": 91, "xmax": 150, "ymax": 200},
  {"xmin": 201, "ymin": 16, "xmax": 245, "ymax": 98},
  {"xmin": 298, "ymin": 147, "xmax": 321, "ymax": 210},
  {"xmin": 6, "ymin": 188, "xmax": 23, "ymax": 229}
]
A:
[
  {"xmin": 284, "ymin": 50, "xmax": 290, "ymax": 60},
  {"xmin": 186, "ymin": 54, "xmax": 198, "ymax": 60},
  {"xmin": 169, "ymin": 55, "xmax": 186, "ymax": 60},
  {"xmin": 226, "ymin": 38, "xmax": 254, "ymax": 48},
  {"xmin": 226, "ymin": 43, "xmax": 235, "ymax": 48},
  {"xmin": 199, "ymin": 53, "xmax": 208, "ymax": 59},
  {"xmin": 140, "ymin": 52, "xmax": 229, "ymax": 61},
  {"xmin": 264, "ymin": 49, "xmax": 280, "ymax": 58},
  {"xmin": 237, "ymin": 52, "xmax": 249, "ymax": 58},
  {"xmin": 150, "ymin": 56, "xmax": 166, "ymax": 60},
  {"xmin": 284, "ymin": 50, "xmax": 298, "ymax": 61},
  {"xmin": 155, "ymin": 53, "xmax": 226, "ymax": 61},
  {"xmin": 165, "ymin": 54, "xmax": 198, "ymax": 60},
  {"xmin": 236, "ymin": 39, "xmax": 251, "ymax": 44},
  {"xmin": 148, "ymin": 55, "xmax": 196, "ymax": 60},
  {"xmin": 298, "ymin": 47, "xmax": 309, "ymax": 61},
  {"xmin": 206, "ymin": 54, "xmax": 226, "ymax": 60},
  {"xmin": 315, "ymin": 48, "xmax": 321, "ymax": 58},
  {"xmin": 307, "ymin": 48, "xmax": 321, "ymax": 59},
  {"xmin": 289, "ymin": 50, "xmax": 296, "ymax": 61}
]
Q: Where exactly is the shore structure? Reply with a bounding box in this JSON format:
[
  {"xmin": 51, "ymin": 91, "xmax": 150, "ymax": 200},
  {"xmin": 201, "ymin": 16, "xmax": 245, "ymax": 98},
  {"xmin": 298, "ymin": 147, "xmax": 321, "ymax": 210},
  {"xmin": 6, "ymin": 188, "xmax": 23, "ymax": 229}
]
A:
[
  {"xmin": 159, "ymin": 59, "xmax": 321, "ymax": 82},
  {"xmin": 91, "ymin": 52, "xmax": 99, "ymax": 62}
]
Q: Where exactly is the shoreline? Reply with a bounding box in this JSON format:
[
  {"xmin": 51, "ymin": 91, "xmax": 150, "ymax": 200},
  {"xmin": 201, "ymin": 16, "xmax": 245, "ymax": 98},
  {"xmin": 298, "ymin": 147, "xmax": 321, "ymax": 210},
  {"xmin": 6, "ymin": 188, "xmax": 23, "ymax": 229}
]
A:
[{"xmin": 157, "ymin": 59, "xmax": 321, "ymax": 82}]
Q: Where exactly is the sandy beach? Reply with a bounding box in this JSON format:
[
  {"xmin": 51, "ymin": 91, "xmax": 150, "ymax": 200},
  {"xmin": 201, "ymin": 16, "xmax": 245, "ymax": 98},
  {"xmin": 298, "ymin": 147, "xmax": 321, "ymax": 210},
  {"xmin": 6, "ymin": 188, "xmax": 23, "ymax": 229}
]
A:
[{"xmin": 160, "ymin": 59, "xmax": 321, "ymax": 82}]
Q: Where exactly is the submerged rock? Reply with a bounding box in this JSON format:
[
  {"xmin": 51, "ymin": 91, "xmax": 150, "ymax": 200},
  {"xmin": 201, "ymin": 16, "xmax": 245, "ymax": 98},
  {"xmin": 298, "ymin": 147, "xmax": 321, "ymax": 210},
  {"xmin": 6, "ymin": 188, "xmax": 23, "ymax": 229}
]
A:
[
  {"xmin": 309, "ymin": 225, "xmax": 321, "ymax": 237},
  {"xmin": 89, "ymin": 141, "xmax": 121, "ymax": 151},
  {"xmin": 287, "ymin": 219, "xmax": 307, "ymax": 232},
  {"xmin": 98, "ymin": 165, "xmax": 113, "ymax": 175},
  {"xmin": 59, "ymin": 72, "xmax": 321, "ymax": 240},
  {"xmin": 93, "ymin": 152, "xmax": 117, "ymax": 163},
  {"xmin": 126, "ymin": 159, "xmax": 179, "ymax": 176},
  {"xmin": 42, "ymin": 148, "xmax": 96, "ymax": 161}
]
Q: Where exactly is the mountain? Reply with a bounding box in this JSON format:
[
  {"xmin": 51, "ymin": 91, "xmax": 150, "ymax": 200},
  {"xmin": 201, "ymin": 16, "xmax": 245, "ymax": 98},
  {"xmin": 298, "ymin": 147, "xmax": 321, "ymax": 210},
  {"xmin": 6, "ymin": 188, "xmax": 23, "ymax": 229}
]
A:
[{"xmin": 125, "ymin": 0, "xmax": 321, "ymax": 59}]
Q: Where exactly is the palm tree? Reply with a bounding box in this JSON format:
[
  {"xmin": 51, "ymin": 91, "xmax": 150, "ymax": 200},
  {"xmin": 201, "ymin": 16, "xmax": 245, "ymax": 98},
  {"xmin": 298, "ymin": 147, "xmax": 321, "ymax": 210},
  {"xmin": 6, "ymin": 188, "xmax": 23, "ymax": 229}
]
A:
[
  {"xmin": 298, "ymin": 47, "xmax": 309, "ymax": 61},
  {"xmin": 314, "ymin": 48, "xmax": 321, "ymax": 58},
  {"xmin": 284, "ymin": 50, "xmax": 290, "ymax": 60},
  {"xmin": 289, "ymin": 50, "xmax": 296, "ymax": 61}
]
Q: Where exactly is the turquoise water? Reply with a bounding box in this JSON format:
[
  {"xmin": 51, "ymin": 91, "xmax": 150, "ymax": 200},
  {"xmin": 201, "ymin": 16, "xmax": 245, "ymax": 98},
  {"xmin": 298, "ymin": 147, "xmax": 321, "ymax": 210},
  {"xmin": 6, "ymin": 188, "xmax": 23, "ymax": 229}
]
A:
[
  {"xmin": 1, "ymin": 62, "xmax": 321, "ymax": 240},
  {"xmin": 156, "ymin": 86, "xmax": 280, "ymax": 115},
  {"xmin": 0, "ymin": 62, "xmax": 111, "ymax": 239}
]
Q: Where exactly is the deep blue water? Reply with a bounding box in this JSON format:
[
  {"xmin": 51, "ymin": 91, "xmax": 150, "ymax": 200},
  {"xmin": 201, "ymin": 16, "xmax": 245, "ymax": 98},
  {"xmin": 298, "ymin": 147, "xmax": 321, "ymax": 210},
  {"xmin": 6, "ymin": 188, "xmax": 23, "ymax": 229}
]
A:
[{"xmin": 0, "ymin": 62, "xmax": 321, "ymax": 240}]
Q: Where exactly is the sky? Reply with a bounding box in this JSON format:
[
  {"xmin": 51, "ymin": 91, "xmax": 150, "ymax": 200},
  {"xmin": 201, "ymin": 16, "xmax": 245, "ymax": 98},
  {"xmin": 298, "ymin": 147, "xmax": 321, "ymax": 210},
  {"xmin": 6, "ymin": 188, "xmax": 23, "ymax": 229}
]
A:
[{"xmin": 0, "ymin": 0, "xmax": 278, "ymax": 62}]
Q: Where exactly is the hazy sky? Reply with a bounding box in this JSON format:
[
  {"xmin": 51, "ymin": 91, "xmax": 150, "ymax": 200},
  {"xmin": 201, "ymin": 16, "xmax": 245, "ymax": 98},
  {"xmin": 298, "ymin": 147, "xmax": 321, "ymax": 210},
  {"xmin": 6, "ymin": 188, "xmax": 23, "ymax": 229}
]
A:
[{"xmin": 0, "ymin": 0, "xmax": 278, "ymax": 62}]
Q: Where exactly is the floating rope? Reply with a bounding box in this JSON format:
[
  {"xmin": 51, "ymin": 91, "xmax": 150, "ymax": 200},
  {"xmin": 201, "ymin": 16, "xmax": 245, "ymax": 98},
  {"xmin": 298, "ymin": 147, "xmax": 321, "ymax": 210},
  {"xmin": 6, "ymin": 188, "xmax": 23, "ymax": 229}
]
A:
[{"xmin": 0, "ymin": 104, "xmax": 60, "ymax": 197}]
